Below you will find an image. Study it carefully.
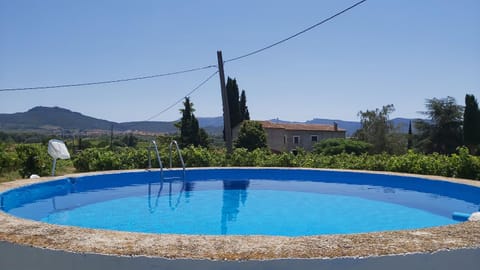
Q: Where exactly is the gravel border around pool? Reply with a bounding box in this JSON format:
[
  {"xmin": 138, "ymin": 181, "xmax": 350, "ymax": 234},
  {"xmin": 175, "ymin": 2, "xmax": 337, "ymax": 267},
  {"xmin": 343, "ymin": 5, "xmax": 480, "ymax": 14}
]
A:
[{"xmin": 1, "ymin": 168, "xmax": 479, "ymax": 261}]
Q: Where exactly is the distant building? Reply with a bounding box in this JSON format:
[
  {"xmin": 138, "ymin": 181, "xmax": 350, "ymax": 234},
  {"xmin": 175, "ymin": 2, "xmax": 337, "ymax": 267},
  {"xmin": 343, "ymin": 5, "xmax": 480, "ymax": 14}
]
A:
[{"xmin": 233, "ymin": 121, "xmax": 346, "ymax": 152}]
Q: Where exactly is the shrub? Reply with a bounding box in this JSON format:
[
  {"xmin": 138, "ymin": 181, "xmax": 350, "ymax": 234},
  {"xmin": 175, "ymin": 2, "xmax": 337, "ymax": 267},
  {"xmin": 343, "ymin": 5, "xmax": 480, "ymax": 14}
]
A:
[
  {"xmin": 313, "ymin": 138, "xmax": 372, "ymax": 155},
  {"xmin": 230, "ymin": 148, "xmax": 257, "ymax": 166},
  {"xmin": 70, "ymin": 145, "xmax": 480, "ymax": 180},
  {"xmin": 178, "ymin": 146, "xmax": 213, "ymax": 167},
  {"xmin": 234, "ymin": 121, "xmax": 267, "ymax": 151},
  {"xmin": 15, "ymin": 144, "xmax": 50, "ymax": 178},
  {"xmin": 73, "ymin": 148, "xmax": 104, "ymax": 172},
  {"xmin": 0, "ymin": 143, "xmax": 18, "ymax": 174},
  {"xmin": 73, "ymin": 148, "xmax": 150, "ymax": 172},
  {"xmin": 450, "ymin": 147, "xmax": 480, "ymax": 179}
]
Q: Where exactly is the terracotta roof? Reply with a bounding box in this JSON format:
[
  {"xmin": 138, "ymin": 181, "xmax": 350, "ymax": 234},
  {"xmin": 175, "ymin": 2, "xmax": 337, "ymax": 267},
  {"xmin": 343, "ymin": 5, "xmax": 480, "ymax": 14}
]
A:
[{"xmin": 259, "ymin": 121, "xmax": 345, "ymax": 132}]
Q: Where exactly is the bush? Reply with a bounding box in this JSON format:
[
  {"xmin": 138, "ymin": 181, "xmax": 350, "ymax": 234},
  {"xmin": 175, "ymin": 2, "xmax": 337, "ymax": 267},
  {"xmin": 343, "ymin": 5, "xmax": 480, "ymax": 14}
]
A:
[
  {"xmin": 70, "ymin": 145, "xmax": 480, "ymax": 180},
  {"xmin": 72, "ymin": 148, "xmax": 95, "ymax": 172},
  {"xmin": 179, "ymin": 146, "xmax": 226, "ymax": 167},
  {"xmin": 229, "ymin": 148, "xmax": 258, "ymax": 166},
  {"xmin": 313, "ymin": 138, "xmax": 372, "ymax": 155},
  {"xmin": 73, "ymin": 148, "xmax": 149, "ymax": 172},
  {"xmin": 15, "ymin": 144, "xmax": 50, "ymax": 178},
  {"xmin": 118, "ymin": 148, "xmax": 149, "ymax": 169},
  {"xmin": 450, "ymin": 147, "xmax": 480, "ymax": 179},
  {"xmin": 234, "ymin": 121, "xmax": 267, "ymax": 151},
  {"xmin": 0, "ymin": 143, "xmax": 18, "ymax": 174}
]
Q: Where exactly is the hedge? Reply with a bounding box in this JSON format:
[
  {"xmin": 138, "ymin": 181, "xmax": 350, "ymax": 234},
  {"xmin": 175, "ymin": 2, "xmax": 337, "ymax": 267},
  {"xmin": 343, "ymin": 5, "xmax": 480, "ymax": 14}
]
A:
[{"xmin": 70, "ymin": 146, "xmax": 480, "ymax": 180}]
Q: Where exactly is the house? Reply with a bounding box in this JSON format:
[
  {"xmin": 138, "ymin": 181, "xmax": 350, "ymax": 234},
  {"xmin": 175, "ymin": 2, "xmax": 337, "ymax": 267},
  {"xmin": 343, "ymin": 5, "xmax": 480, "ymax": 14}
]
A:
[{"xmin": 233, "ymin": 121, "xmax": 346, "ymax": 152}]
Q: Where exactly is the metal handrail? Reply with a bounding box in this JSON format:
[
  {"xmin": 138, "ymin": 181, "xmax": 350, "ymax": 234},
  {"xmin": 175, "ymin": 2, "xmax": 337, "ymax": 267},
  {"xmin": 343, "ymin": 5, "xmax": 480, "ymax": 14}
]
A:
[
  {"xmin": 168, "ymin": 180, "xmax": 186, "ymax": 210},
  {"xmin": 147, "ymin": 181, "xmax": 164, "ymax": 213},
  {"xmin": 169, "ymin": 140, "xmax": 185, "ymax": 174},
  {"xmin": 147, "ymin": 140, "xmax": 163, "ymax": 177}
]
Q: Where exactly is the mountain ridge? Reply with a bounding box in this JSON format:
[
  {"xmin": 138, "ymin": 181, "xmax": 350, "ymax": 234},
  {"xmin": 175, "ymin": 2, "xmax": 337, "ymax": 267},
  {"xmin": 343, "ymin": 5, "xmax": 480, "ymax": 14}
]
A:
[
  {"xmin": 0, "ymin": 107, "xmax": 224, "ymax": 135},
  {"xmin": 0, "ymin": 106, "xmax": 419, "ymax": 136}
]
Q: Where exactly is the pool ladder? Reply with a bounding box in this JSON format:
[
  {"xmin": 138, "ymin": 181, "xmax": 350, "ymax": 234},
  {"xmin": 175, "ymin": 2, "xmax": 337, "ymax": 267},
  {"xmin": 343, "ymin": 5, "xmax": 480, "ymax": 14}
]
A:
[
  {"xmin": 147, "ymin": 140, "xmax": 186, "ymax": 175},
  {"xmin": 148, "ymin": 140, "xmax": 163, "ymax": 176},
  {"xmin": 169, "ymin": 140, "xmax": 186, "ymax": 177},
  {"xmin": 147, "ymin": 140, "xmax": 186, "ymax": 213}
]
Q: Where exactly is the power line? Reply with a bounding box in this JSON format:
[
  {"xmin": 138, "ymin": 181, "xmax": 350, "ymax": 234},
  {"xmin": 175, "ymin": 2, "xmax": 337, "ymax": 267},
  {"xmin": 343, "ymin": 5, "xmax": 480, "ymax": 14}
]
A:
[
  {"xmin": 0, "ymin": 65, "xmax": 216, "ymax": 92},
  {"xmin": 140, "ymin": 70, "xmax": 219, "ymax": 123},
  {"xmin": 224, "ymin": 0, "xmax": 367, "ymax": 63},
  {"xmin": 0, "ymin": 0, "xmax": 367, "ymax": 92}
]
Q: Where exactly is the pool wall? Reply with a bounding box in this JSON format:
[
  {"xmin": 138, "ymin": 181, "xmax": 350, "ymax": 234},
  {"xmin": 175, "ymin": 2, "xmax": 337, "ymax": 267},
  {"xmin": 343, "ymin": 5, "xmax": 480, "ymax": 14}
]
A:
[{"xmin": 1, "ymin": 241, "xmax": 479, "ymax": 270}]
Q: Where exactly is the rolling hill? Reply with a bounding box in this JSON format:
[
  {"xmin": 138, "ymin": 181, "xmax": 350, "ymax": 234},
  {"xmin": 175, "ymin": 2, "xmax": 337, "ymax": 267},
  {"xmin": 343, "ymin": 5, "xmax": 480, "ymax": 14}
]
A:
[
  {"xmin": 0, "ymin": 107, "xmax": 171, "ymax": 133},
  {"xmin": 0, "ymin": 106, "xmax": 419, "ymax": 136},
  {"xmin": 0, "ymin": 106, "xmax": 224, "ymax": 135},
  {"xmin": 0, "ymin": 106, "xmax": 121, "ymax": 131}
]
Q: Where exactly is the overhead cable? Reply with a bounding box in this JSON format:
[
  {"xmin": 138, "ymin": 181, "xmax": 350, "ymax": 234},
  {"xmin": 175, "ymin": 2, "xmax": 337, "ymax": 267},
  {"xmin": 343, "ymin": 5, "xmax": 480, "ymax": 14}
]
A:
[
  {"xmin": 140, "ymin": 70, "xmax": 219, "ymax": 123},
  {"xmin": 0, "ymin": 65, "xmax": 216, "ymax": 92},
  {"xmin": 0, "ymin": 0, "xmax": 367, "ymax": 92},
  {"xmin": 224, "ymin": 0, "xmax": 367, "ymax": 63}
]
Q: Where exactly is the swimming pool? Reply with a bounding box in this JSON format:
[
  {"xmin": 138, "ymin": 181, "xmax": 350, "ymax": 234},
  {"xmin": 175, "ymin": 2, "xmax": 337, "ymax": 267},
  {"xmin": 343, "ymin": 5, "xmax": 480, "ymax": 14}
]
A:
[{"xmin": 1, "ymin": 168, "xmax": 478, "ymax": 236}]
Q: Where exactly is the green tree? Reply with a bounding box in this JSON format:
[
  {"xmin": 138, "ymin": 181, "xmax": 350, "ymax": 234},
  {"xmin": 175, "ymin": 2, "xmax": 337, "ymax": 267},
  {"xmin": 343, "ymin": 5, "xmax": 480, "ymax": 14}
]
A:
[
  {"xmin": 234, "ymin": 121, "xmax": 267, "ymax": 151},
  {"xmin": 226, "ymin": 77, "xmax": 250, "ymax": 127},
  {"xmin": 226, "ymin": 77, "xmax": 242, "ymax": 128},
  {"xmin": 122, "ymin": 133, "xmax": 138, "ymax": 147},
  {"xmin": 176, "ymin": 97, "xmax": 209, "ymax": 148},
  {"xmin": 415, "ymin": 96, "xmax": 463, "ymax": 154},
  {"xmin": 464, "ymin": 94, "xmax": 480, "ymax": 154},
  {"xmin": 407, "ymin": 120, "xmax": 413, "ymax": 150},
  {"xmin": 239, "ymin": 90, "xmax": 250, "ymax": 121},
  {"xmin": 354, "ymin": 104, "xmax": 402, "ymax": 154},
  {"xmin": 177, "ymin": 97, "xmax": 195, "ymax": 147},
  {"xmin": 198, "ymin": 128, "xmax": 211, "ymax": 148}
]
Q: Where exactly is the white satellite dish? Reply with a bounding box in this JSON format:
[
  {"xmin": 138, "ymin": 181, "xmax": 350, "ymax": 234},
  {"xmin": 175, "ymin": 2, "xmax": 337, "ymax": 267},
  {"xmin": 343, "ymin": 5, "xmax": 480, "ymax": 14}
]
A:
[{"xmin": 48, "ymin": 139, "xmax": 71, "ymax": 176}]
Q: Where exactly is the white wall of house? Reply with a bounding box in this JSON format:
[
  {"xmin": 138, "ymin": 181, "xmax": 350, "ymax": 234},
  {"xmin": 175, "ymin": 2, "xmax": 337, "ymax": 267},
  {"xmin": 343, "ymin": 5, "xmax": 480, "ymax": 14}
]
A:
[
  {"xmin": 265, "ymin": 128, "xmax": 287, "ymax": 152},
  {"xmin": 232, "ymin": 121, "xmax": 346, "ymax": 152},
  {"xmin": 269, "ymin": 129, "xmax": 346, "ymax": 152}
]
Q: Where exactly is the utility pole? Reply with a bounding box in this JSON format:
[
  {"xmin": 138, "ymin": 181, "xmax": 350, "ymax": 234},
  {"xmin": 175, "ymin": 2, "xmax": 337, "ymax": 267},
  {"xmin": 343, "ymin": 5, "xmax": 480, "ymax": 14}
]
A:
[{"xmin": 217, "ymin": 51, "xmax": 232, "ymax": 154}]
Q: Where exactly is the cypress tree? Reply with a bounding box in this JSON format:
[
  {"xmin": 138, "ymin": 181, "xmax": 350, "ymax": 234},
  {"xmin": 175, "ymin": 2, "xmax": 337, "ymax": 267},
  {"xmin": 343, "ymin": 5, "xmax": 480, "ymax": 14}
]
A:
[
  {"xmin": 226, "ymin": 77, "xmax": 242, "ymax": 128},
  {"xmin": 224, "ymin": 77, "xmax": 251, "ymax": 145},
  {"xmin": 177, "ymin": 97, "xmax": 209, "ymax": 148},
  {"xmin": 179, "ymin": 97, "xmax": 194, "ymax": 147},
  {"xmin": 464, "ymin": 94, "xmax": 480, "ymax": 154},
  {"xmin": 191, "ymin": 114, "xmax": 200, "ymax": 146},
  {"xmin": 240, "ymin": 90, "xmax": 250, "ymax": 121},
  {"xmin": 407, "ymin": 120, "xmax": 413, "ymax": 150}
]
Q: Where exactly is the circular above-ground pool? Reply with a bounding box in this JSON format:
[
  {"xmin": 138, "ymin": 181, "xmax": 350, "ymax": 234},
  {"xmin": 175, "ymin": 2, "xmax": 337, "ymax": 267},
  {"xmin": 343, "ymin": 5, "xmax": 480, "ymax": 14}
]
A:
[
  {"xmin": 1, "ymin": 168, "xmax": 480, "ymax": 269},
  {"xmin": 1, "ymin": 168, "xmax": 479, "ymax": 236}
]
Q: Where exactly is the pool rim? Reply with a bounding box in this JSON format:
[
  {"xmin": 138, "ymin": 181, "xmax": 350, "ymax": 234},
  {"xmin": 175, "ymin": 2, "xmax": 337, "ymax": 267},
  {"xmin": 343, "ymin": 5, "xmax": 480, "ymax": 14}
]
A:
[{"xmin": 1, "ymin": 167, "xmax": 479, "ymax": 260}]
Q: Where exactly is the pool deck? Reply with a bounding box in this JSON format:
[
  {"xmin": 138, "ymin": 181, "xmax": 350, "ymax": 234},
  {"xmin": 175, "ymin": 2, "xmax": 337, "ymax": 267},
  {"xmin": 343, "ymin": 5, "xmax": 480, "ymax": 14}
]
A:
[{"xmin": 1, "ymin": 168, "xmax": 479, "ymax": 261}]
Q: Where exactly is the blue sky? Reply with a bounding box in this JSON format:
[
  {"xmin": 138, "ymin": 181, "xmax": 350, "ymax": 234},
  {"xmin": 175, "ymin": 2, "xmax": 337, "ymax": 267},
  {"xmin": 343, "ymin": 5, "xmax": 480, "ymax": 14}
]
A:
[{"xmin": 1, "ymin": 0, "xmax": 479, "ymax": 122}]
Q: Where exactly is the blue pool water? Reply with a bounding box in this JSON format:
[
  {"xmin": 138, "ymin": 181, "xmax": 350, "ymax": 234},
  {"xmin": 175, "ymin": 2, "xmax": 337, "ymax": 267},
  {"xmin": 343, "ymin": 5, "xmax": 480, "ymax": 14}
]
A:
[{"xmin": 1, "ymin": 169, "xmax": 479, "ymax": 236}]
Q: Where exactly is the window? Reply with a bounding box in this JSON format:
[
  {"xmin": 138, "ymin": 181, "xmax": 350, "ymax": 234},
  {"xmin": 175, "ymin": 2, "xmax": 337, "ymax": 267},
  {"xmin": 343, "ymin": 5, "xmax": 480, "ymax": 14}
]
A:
[
  {"xmin": 283, "ymin": 135, "xmax": 287, "ymax": 144},
  {"xmin": 293, "ymin": 136, "xmax": 300, "ymax": 144},
  {"xmin": 311, "ymin": 135, "xmax": 318, "ymax": 143}
]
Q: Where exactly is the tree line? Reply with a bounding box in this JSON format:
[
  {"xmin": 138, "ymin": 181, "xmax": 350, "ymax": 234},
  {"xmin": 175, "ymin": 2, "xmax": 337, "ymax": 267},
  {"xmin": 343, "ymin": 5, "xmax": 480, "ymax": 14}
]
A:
[
  {"xmin": 177, "ymin": 77, "xmax": 262, "ymax": 149},
  {"xmin": 178, "ymin": 83, "xmax": 479, "ymax": 157},
  {"xmin": 354, "ymin": 94, "xmax": 480, "ymax": 155}
]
